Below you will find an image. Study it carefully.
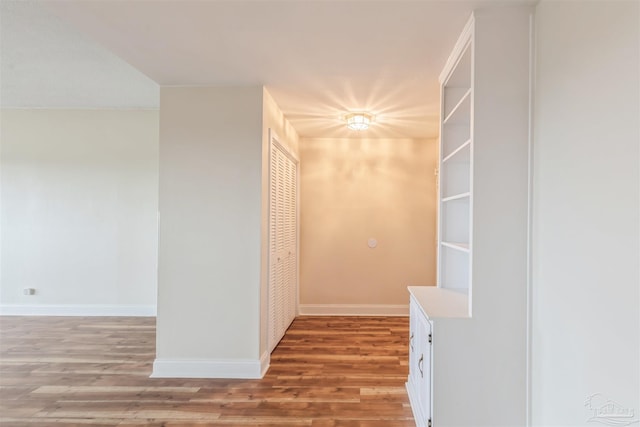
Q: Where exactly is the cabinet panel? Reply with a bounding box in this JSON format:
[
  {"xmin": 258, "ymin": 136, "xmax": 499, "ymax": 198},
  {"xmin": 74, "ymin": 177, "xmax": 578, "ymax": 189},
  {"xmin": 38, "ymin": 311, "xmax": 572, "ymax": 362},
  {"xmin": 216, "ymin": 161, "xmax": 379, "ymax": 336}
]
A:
[
  {"xmin": 439, "ymin": 246, "xmax": 470, "ymax": 290},
  {"xmin": 441, "ymin": 197, "xmax": 470, "ymax": 243},
  {"xmin": 441, "ymin": 159, "xmax": 470, "ymax": 198},
  {"xmin": 409, "ymin": 301, "xmax": 420, "ymax": 385}
]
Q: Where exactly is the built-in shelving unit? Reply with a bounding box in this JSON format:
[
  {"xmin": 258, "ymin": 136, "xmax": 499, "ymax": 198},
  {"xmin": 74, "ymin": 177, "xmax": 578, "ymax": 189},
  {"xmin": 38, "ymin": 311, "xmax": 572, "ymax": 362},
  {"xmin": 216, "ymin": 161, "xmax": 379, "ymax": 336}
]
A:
[
  {"xmin": 407, "ymin": 8, "xmax": 532, "ymax": 427},
  {"xmin": 407, "ymin": 18, "xmax": 475, "ymax": 427},
  {"xmin": 438, "ymin": 29, "xmax": 473, "ymax": 302}
]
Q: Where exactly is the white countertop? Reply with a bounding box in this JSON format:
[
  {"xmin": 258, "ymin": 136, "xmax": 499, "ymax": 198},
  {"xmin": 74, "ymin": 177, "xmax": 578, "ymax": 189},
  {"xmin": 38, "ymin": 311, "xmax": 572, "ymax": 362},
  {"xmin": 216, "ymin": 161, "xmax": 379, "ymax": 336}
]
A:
[{"xmin": 408, "ymin": 286, "xmax": 470, "ymax": 319}]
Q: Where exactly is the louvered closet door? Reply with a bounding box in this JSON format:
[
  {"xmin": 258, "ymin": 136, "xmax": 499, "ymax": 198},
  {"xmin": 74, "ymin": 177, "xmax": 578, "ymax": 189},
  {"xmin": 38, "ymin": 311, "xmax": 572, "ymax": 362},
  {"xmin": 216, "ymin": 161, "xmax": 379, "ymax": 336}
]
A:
[
  {"xmin": 268, "ymin": 145, "xmax": 279, "ymax": 351},
  {"xmin": 285, "ymin": 155, "xmax": 297, "ymax": 325},
  {"xmin": 268, "ymin": 135, "xmax": 298, "ymax": 353},
  {"xmin": 276, "ymin": 147, "xmax": 287, "ymax": 343}
]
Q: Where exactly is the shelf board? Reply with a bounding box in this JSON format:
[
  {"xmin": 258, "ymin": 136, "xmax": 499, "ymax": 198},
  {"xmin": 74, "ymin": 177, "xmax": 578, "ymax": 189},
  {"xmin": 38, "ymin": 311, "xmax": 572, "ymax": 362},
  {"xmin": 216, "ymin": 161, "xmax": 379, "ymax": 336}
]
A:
[
  {"xmin": 442, "ymin": 192, "xmax": 470, "ymax": 202},
  {"xmin": 443, "ymin": 88, "xmax": 471, "ymax": 125},
  {"xmin": 408, "ymin": 286, "xmax": 470, "ymax": 319},
  {"xmin": 441, "ymin": 241, "xmax": 470, "ymax": 253},
  {"xmin": 442, "ymin": 139, "xmax": 471, "ymax": 163}
]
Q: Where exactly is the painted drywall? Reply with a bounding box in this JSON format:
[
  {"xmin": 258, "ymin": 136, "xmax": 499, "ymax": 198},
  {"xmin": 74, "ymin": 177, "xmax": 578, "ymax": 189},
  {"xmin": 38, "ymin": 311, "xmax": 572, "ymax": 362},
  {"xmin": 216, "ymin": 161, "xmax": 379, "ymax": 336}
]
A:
[
  {"xmin": 532, "ymin": 1, "xmax": 640, "ymax": 425},
  {"xmin": 259, "ymin": 88, "xmax": 299, "ymax": 356},
  {"xmin": 299, "ymin": 137, "xmax": 437, "ymax": 310},
  {"xmin": 0, "ymin": 109, "xmax": 158, "ymax": 314},
  {"xmin": 155, "ymin": 87, "xmax": 264, "ymax": 374}
]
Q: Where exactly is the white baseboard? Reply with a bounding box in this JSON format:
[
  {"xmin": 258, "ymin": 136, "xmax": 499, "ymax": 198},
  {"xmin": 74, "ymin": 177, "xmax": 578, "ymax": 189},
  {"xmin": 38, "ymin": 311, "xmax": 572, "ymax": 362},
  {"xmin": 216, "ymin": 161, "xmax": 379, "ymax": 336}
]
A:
[
  {"xmin": 152, "ymin": 352, "xmax": 269, "ymax": 379},
  {"xmin": 0, "ymin": 304, "xmax": 156, "ymax": 317},
  {"xmin": 260, "ymin": 351, "xmax": 270, "ymax": 377},
  {"xmin": 298, "ymin": 304, "xmax": 409, "ymax": 316}
]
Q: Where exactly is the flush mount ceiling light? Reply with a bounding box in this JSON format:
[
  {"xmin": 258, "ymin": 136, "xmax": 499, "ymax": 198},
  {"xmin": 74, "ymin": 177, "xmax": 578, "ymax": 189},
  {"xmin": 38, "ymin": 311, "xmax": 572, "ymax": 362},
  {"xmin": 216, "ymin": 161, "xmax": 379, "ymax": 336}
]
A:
[{"xmin": 345, "ymin": 112, "xmax": 373, "ymax": 131}]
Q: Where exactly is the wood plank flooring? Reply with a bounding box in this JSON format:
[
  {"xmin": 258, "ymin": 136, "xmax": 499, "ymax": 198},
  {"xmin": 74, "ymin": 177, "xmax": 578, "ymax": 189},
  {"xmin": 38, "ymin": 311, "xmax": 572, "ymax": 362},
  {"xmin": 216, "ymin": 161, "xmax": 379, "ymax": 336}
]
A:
[{"xmin": 0, "ymin": 316, "xmax": 414, "ymax": 426}]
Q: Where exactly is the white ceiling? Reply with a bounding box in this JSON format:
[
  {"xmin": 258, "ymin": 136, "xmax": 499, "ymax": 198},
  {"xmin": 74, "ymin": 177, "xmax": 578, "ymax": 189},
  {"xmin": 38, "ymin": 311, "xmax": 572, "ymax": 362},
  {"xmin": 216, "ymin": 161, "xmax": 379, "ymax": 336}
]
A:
[
  {"xmin": 1, "ymin": 0, "xmax": 535, "ymax": 138},
  {"xmin": 0, "ymin": 1, "xmax": 159, "ymax": 109}
]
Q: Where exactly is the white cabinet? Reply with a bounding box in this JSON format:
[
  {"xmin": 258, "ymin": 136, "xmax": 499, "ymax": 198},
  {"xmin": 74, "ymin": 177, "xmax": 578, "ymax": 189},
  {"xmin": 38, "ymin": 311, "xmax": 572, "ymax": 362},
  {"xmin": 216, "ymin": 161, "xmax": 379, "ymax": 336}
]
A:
[
  {"xmin": 407, "ymin": 7, "xmax": 532, "ymax": 427},
  {"xmin": 268, "ymin": 130, "xmax": 298, "ymax": 353},
  {"xmin": 407, "ymin": 287, "xmax": 467, "ymax": 427},
  {"xmin": 408, "ymin": 297, "xmax": 432, "ymax": 427}
]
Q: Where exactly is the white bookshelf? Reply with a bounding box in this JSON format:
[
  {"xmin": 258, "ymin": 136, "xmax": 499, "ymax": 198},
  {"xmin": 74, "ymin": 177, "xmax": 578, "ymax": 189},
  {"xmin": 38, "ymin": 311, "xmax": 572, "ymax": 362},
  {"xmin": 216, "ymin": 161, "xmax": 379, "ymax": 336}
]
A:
[{"xmin": 438, "ymin": 33, "xmax": 473, "ymax": 305}]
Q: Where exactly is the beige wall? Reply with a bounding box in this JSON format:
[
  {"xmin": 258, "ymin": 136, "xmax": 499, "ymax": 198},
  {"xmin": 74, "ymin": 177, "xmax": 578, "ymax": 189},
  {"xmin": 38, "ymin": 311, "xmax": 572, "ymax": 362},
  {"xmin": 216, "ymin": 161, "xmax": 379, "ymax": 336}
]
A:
[
  {"xmin": 260, "ymin": 88, "xmax": 299, "ymax": 355},
  {"xmin": 0, "ymin": 109, "xmax": 159, "ymax": 313},
  {"xmin": 299, "ymin": 137, "xmax": 437, "ymax": 307},
  {"xmin": 156, "ymin": 87, "xmax": 263, "ymax": 367}
]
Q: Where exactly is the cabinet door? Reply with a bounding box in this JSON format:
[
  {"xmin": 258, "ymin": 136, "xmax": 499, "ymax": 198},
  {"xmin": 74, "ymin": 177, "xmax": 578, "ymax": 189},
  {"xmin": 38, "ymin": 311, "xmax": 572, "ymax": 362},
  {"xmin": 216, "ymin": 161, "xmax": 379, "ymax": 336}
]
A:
[
  {"xmin": 408, "ymin": 299, "xmax": 432, "ymax": 427},
  {"xmin": 416, "ymin": 314, "xmax": 432, "ymax": 426},
  {"xmin": 409, "ymin": 300, "xmax": 421, "ymax": 385}
]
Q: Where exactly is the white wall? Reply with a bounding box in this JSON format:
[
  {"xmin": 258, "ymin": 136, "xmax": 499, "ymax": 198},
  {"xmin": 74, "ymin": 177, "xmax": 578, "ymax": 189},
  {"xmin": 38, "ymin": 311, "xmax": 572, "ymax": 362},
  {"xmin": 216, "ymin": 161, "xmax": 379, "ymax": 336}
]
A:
[
  {"xmin": 532, "ymin": 1, "xmax": 640, "ymax": 425},
  {"xmin": 154, "ymin": 86, "xmax": 265, "ymax": 378},
  {"xmin": 0, "ymin": 109, "xmax": 158, "ymax": 315}
]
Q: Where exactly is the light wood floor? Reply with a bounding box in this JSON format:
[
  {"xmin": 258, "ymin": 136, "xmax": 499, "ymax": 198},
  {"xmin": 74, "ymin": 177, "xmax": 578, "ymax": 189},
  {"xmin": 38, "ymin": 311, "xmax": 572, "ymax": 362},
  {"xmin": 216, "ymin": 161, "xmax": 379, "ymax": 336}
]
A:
[{"xmin": 0, "ymin": 316, "xmax": 414, "ymax": 426}]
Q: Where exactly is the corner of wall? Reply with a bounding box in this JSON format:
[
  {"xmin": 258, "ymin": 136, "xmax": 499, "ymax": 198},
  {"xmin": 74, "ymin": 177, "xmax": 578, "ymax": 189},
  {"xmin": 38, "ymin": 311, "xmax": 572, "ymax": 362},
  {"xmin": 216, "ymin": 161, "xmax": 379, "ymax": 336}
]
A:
[{"xmin": 151, "ymin": 355, "xmax": 268, "ymax": 380}]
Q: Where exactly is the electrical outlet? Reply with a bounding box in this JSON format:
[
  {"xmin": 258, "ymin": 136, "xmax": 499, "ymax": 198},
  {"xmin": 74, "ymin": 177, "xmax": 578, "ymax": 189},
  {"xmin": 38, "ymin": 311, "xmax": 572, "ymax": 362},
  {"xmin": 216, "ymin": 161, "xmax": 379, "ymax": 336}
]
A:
[{"xmin": 23, "ymin": 288, "xmax": 36, "ymax": 296}]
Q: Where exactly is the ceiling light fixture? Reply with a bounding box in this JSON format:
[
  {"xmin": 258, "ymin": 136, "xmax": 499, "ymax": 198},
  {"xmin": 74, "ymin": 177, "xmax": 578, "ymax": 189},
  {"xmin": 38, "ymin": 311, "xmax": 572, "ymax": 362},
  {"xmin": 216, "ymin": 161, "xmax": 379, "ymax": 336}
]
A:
[{"xmin": 345, "ymin": 112, "xmax": 373, "ymax": 131}]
